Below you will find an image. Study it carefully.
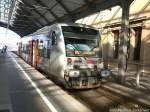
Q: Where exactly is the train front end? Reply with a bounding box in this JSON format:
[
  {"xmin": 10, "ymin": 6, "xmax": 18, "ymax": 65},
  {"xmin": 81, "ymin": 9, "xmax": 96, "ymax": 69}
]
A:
[{"xmin": 62, "ymin": 25, "xmax": 104, "ymax": 89}]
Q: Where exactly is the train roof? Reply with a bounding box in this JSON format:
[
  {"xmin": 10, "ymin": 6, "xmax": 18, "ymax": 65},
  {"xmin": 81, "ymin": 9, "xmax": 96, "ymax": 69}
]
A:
[
  {"xmin": 55, "ymin": 23, "xmax": 97, "ymax": 29},
  {"xmin": 23, "ymin": 23, "xmax": 98, "ymax": 38}
]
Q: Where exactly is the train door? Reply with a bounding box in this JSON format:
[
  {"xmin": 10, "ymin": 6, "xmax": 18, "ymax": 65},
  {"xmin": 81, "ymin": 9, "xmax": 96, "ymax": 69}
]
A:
[
  {"xmin": 32, "ymin": 40, "xmax": 38, "ymax": 67},
  {"xmin": 28, "ymin": 41, "xmax": 33, "ymax": 65},
  {"xmin": 49, "ymin": 31, "xmax": 58, "ymax": 74}
]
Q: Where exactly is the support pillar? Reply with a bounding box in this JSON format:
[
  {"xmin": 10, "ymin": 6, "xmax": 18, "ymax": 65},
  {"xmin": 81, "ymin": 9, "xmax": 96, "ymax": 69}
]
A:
[{"xmin": 118, "ymin": 0, "xmax": 130, "ymax": 84}]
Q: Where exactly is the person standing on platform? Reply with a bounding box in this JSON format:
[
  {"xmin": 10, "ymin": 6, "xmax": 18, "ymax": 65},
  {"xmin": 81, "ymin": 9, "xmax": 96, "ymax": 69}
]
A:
[
  {"xmin": 4, "ymin": 45, "xmax": 7, "ymax": 54},
  {"xmin": 1, "ymin": 45, "xmax": 7, "ymax": 54}
]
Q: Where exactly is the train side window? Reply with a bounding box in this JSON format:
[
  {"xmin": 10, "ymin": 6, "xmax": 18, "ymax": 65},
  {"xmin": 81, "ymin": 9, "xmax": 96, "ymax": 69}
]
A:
[
  {"xmin": 38, "ymin": 41, "xmax": 43, "ymax": 57},
  {"xmin": 39, "ymin": 41, "xmax": 43, "ymax": 49},
  {"xmin": 51, "ymin": 32, "xmax": 57, "ymax": 45}
]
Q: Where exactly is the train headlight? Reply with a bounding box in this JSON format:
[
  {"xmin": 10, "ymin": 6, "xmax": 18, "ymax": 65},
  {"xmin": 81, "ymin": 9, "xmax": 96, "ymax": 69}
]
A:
[
  {"xmin": 100, "ymin": 69, "xmax": 111, "ymax": 78},
  {"xmin": 69, "ymin": 70, "xmax": 80, "ymax": 77}
]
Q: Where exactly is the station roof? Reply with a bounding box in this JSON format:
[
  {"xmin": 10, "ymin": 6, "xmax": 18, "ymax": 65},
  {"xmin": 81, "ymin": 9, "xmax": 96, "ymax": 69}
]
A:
[
  {"xmin": 76, "ymin": 0, "xmax": 150, "ymax": 29},
  {"xmin": 0, "ymin": 0, "xmax": 132, "ymax": 37}
]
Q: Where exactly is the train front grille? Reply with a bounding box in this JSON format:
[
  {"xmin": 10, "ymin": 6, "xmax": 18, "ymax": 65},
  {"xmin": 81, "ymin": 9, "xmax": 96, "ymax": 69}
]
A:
[{"xmin": 65, "ymin": 76, "xmax": 100, "ymax": 89}]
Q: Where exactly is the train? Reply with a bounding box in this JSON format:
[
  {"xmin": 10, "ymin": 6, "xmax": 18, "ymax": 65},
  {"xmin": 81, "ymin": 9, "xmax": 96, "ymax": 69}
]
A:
[{"xmin": 18, "ymin": 23, "xmax": 111, "ymax": 89}]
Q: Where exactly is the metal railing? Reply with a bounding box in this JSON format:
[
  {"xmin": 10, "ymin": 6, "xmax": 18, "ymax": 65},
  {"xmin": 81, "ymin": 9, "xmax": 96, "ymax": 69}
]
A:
[{"xmin": 104, "ymin": 59, "xmax": 150, "ymax": 87}]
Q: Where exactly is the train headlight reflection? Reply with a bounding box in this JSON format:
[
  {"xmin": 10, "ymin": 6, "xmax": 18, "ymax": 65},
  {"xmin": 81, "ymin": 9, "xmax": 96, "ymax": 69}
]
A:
[{"xmin": 69, "ymin": 70, "xmax": 80, "ymax": 77}]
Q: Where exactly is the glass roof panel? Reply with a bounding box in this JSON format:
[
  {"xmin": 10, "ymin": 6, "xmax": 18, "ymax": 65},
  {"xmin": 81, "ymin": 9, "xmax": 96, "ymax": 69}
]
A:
[
  {"xmin": 0, "ymin": 0, "xmax": 12, "ymax": 23},
  {"xmin": 0, "ymin": 0, "xmax": 19, "ymax": 25}
]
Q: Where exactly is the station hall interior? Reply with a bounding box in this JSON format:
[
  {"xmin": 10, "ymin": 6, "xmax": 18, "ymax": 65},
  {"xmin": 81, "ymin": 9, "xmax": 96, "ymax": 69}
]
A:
[{"xmin": 0, "ymin": 0, "xmax": 150, "ymax": 112}]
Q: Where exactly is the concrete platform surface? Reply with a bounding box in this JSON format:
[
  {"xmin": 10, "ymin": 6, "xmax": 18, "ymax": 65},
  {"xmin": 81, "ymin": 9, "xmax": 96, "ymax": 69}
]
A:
[{"xmin": 0, "ymin": 52, "xmax": 91, "ymax": 112}]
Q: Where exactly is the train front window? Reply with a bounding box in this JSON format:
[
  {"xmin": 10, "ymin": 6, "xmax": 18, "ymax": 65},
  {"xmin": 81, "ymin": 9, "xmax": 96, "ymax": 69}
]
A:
[
  {"xmin": 65, "ymin": 38, "xmax": 100, "ymax": 57},
  {"xmin": 62, "ymin": 26, "xmax": 101, "ymax": 57}
]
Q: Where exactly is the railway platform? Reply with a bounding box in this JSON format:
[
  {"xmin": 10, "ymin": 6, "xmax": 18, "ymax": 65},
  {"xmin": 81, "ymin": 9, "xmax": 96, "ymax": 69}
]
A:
[
  {"xmin": 0, "ymin": 51, "xmax": 91, "ymax": 112},
  {"xmin": 0, "ymin": 51, "xmax": 149, "ymax": 112}
]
